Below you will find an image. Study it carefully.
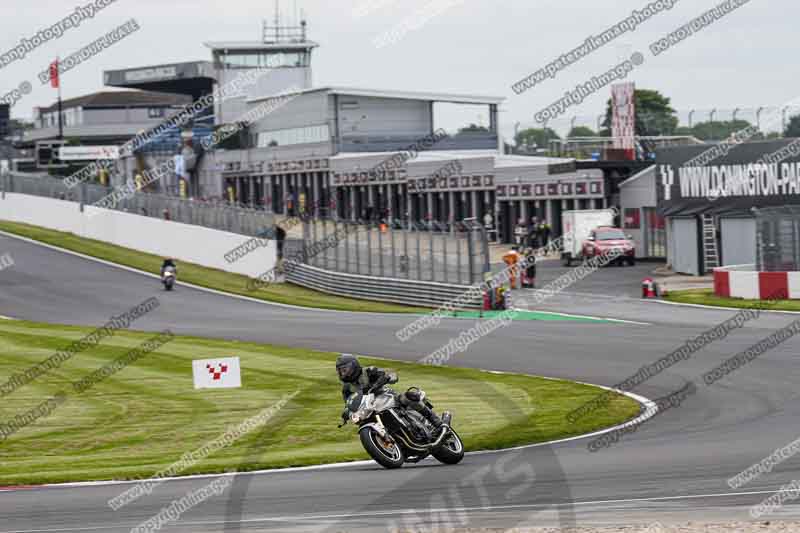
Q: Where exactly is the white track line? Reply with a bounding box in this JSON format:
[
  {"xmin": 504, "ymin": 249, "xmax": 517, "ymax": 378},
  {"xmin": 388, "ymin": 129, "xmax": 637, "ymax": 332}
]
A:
[
  {"xmin": 512, "ymin": 307, "xmax": 651, "ymax": 326},
  {"xmin": 650, "ymin": 296, "xmax": 800, "ymax": 315}
]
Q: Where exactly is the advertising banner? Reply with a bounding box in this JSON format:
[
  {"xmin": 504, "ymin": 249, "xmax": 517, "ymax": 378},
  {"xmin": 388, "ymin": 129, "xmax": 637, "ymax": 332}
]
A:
[
  {"xmin": 611, "ymin": 82, "xmax": 635, "ymax": 156},
  {"xmin": 657, "ymin": 139, "xmax": 800, "ymax": 216}
]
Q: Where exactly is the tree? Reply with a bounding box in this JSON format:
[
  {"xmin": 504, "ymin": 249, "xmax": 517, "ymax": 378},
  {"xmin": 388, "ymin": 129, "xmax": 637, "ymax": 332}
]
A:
[
  {"xmin": 690, "ymin": 119, "xmax": 753, "ymax": 141},
  {"xmin": 785, "ymin": 115, "xmax": 800, "ymax": 138},
  {"xmin": 602, "ymin": 89, "xmax": 679, "ymax": 137},
  {"xmin": 514, "ymin": 127, "xmax": 560, "ymax": 151},
  {"xmin": 567, "ymin": 126, "xmax": 597, "ymax": 138}
]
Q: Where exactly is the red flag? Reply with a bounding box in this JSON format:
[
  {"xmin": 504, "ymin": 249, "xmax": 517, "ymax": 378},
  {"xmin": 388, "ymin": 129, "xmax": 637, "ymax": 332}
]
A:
[{"xmin": 49, "ymin": 59, "xmax": 59, "ymax": 89}]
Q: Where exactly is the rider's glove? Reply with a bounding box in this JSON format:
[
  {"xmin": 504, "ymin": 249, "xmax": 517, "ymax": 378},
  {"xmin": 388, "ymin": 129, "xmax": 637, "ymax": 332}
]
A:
[{"xmin": 370, "ymin": 376, "xmax": 389, "ymax": 393}]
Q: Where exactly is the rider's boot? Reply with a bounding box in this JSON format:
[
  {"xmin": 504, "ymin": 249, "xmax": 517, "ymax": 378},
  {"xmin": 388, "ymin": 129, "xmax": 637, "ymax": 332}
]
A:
[{"xmin": 420, "ymin": 405, "xmax": 443, "ymax": 429}]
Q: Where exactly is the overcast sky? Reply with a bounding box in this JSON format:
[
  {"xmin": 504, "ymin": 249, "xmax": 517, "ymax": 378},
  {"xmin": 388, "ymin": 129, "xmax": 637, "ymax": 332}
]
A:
[{"xmin": 0, "ymin": 0, "xmax": 795, "ymax": 140}]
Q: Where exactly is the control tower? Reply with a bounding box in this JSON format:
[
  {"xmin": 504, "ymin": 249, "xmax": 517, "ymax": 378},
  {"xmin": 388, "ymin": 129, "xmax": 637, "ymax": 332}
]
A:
[{"xmin": 204, "ymin": 16, "xmax": 318, "ymax": 124}]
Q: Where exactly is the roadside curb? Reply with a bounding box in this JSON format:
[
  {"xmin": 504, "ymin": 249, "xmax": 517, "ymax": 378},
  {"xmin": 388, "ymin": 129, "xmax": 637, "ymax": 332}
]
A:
[{"xmin": 649, "ymin": 296, "xmax": 800, "ymax": 315}]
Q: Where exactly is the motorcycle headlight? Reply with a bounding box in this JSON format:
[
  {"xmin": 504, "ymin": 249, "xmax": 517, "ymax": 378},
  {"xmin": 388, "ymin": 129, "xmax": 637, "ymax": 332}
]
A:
[{"xmin": 351, "ymin": 406, "xmax": 372, "ymax": 424}]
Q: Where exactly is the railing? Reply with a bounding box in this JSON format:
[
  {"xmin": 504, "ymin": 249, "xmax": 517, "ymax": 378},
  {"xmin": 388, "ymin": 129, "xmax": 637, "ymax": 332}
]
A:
[
  {"xmin": 1, "ymin": 171, "xmax": 274, "ymax": 237},
  {"xmin": 300, "ymin": 219, "xmax": 491, "ymax": 286},
  {"xmin": 286, "ymin": 263, "xmax": 483, "ymax": 309}
]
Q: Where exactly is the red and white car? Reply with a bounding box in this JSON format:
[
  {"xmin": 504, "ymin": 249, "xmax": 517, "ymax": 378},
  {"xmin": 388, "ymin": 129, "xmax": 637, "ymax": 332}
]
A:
[{"xmin": 582, "ymin": 226, "xmax": 636, "ymax": 266}]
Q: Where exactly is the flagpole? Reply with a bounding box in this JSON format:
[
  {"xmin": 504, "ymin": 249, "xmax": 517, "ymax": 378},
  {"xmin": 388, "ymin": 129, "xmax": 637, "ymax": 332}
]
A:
[{"xmin": 56, "ymin": 57, "xmax": 63, "ymax": 140}]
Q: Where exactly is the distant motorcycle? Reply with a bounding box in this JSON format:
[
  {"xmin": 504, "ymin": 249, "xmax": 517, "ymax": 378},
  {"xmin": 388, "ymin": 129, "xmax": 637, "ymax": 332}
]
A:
[
  {"xmin": 162, "ymin": 266, "xmax": 176, "ymax": 291},
  {"xmin": 340, "ymin": 388, "xmax": 464, "ymax": 469}
]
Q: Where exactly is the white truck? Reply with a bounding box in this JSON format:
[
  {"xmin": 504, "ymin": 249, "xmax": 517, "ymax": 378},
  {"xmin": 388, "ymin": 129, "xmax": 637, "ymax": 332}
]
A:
[{"xmin": 561, "ymin": 209, "xmax": 617, "ymax": 266}]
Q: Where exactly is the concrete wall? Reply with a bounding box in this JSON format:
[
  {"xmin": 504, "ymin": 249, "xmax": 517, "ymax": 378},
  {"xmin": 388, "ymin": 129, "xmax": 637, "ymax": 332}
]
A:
[{"xmin": 0, "ymin": 193, "xmax": 276, "ymax": 278}]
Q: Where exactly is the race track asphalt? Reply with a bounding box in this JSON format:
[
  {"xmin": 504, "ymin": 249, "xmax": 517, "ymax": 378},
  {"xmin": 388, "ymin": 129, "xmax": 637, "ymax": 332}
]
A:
[{"xmin": 1, "ymin": 232, "xmax": 800, "ymax": 532}]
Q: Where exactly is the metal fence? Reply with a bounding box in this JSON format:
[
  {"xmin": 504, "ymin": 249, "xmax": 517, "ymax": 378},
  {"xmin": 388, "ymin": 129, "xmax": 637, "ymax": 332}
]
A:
[
  {"xmin": 756, "ymin": 206, "xmax": 800, "ymax": 271},
  {"xmin": 286, "ymin": 263, "xmax": 483, "ymax": 308},
  {"xmin": 297, "ymin": 219, "xmax": 491, "ymax": 286},
  {"xmin": 1, "ymin": 171, "xmax": 274, "ymax": 237}
]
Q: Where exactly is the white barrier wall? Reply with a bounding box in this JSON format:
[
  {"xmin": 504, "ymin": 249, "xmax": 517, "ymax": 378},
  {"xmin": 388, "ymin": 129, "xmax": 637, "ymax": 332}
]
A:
[{"xmin": 0, "ymin": 193, "xmax": 276, "ymax": 278}]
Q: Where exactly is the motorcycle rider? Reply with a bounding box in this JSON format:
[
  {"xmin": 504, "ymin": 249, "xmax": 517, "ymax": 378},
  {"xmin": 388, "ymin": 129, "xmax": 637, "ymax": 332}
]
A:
[
  {"xmin": 161, "ymin": 258, "xmax": 177, "ymax": 277},
  {"xmin": 336, "ymin": 353, "xmax": 443, "ymax": 429}
]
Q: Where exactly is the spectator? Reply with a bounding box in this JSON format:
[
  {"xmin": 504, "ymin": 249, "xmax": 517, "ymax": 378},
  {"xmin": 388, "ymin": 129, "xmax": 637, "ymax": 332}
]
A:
[
  {"xmin": 528, "ymin": 217, "xmax": 540, "ymax": 248},
  {"xmin": 514, "ymin": 218, "xmax": 526, "ymax": 246},
  {"xmin": 522, "ymin": 247, "xmax": 537, "ymax": 288},
  {"xmin": 275, "ymin": 224, "xmax": 286, "ymax": 259},
  {"xmin": 537, "ymin": 220, "xmax": 552, "ymax": 246}
]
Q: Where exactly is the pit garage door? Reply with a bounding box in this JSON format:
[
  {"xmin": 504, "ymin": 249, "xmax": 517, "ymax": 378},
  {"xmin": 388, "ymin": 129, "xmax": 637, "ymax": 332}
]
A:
[
  {"xmin": 720, "ymin": 217, "xmax": 756, "ymax": 267},
  {"xmin": 672, "ymin": 217, "xmax": 699, "ymax": 275}
]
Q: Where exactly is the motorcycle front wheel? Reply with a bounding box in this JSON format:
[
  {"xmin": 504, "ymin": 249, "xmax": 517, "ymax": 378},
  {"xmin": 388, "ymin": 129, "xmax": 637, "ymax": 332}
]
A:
[
  {"xmin": 359, "ymin": 427, "xmax": 404, "ymax": 469},
  {"xmin": 432, "ymin": 428, "xmax": 465, "ymax": 465}
]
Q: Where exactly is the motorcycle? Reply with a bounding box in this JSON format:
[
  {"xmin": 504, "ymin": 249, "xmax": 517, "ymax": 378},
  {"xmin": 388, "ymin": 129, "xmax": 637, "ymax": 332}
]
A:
[
  {"xmin": 340, "ymin": 388, "xmax": 464, "ymax": 469},
  {"xmin": 162, "ymin": 266, "xmax": 176, "ymax": 291}
]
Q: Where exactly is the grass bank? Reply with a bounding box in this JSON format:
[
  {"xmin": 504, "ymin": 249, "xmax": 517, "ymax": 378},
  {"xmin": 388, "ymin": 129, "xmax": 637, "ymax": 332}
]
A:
[{"xmin": 0, "ymin": 320, "xmax": 640, "ymax": 485}]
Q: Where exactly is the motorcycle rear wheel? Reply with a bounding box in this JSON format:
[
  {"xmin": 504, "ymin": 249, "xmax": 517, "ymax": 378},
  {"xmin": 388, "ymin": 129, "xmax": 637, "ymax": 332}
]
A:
[
  {"xmin": 432, "ymin": 428, "xmax": 465, "ymax": 465},
  {"xmin": 359, "ymin": 427, "xmax": 404, "ymax": 469}
]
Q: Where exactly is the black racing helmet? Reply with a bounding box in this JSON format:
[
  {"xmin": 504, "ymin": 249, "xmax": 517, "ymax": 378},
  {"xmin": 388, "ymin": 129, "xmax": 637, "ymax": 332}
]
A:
[{"xmin": 336, "ymin": 353, "xmax": 361, "ymax": 383}]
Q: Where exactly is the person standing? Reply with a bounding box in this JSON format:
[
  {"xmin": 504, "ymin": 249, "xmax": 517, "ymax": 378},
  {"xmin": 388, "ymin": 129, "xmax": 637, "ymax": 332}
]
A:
[
  {"xmin": 538, "ymin": 220, "xmax": 552, "ymax": 247},
  {"xmin": 522, "ymin": 247, "xmax": 537, "ymax": 288},
  {"xmin": 275, "ymin": 224, "xmax": 287, "ymax": 260},
  {"xmin": 502, "ymin": 246, "xmax": 522, "ymax": 289},
  {"xmin": 528, "ymin": 217, "xmax": 540, "ymax": 248},
  {"xmin": 514, "ymin": 218, "xmax": 526, "ymax": 246}
]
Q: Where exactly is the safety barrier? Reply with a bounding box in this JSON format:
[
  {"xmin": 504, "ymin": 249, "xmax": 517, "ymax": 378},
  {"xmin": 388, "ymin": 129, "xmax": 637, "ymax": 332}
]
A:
[
  {"xmin": 1, "ymin": 171, "xmax": 274, "ymax": 237},
  {"xmin": 713, "ymin": 264, "xmax": 800, "ymax": 299},
  {"xmin": 286, "ymin": 263, "xmax": 483, "ymax": 309}
]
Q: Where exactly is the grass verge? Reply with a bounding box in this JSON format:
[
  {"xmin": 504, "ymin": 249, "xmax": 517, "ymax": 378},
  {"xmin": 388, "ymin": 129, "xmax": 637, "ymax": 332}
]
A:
[
  {"xmin": 0, "ymin": 320, "xmax": 640, "ymax": 485},
  {"xmin": 664, "ymin": 288, "xmax": 800, "ymax": 312},
  {"xmin": 0, "ymin": 220, "xmax": 429, "ymax": 314}
]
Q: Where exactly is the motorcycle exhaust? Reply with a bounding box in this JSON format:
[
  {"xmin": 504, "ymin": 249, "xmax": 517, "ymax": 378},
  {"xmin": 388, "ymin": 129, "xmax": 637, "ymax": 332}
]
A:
[{"xmin": 430, "ymin": 424, "xmax": 451, "ymax": 449}]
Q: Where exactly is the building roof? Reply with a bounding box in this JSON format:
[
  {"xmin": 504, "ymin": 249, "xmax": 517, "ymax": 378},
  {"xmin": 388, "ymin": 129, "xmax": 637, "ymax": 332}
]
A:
[
  {"xmin": 248, "ymin": 86, "xmax": 505, "ymax": 106},
  {"xmin": 619, "ymin": 164, "xmax": 656, "ymax": 188},
  {"xmin": 204, "ymin": 41, "xmax": 319, "ymax": 51},
  {"xmin": 38, "ymin": 91, "xmax": 191, "ymax": 113},
  {"xmin": 329, "ymin": 149, "xmax": 498, "ymax": 162},
  {"xmin": 494, "ymin": 154, "xmax": 573, "ymax": 168}
]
